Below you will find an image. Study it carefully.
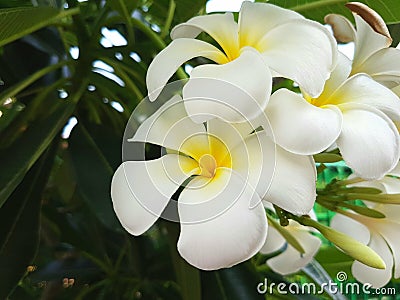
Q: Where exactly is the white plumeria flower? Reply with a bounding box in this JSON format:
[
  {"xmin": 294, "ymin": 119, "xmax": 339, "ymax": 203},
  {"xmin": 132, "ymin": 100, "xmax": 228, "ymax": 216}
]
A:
[
  {"xmin": 331, "ymin": 167, "xmax": 400, "ymax": 288},
  {"xmin": 146, "ymin": 1, "xmax": 336, "ymax": 123},
  {"xmin": 260, "ymin": 209, "xmax": 321, "ymax": 275},
  {"xmin": 325, "ymin": 2, "xmax": 400, "ymax": 88},
  {"xmin": 265, "ymin": 52, "xmax": 400, "ymax": 180},
  {"xmin": 111, "ymin": 95, "xmax": 317, "ymax": 270},
  {"xmin": 330, "ymin": 170, "xmax": 400, "ymax": 288}
]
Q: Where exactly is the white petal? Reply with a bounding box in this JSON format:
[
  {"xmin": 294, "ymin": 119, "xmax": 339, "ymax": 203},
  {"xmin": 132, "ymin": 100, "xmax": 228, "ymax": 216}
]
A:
[
  {"xmin": 146, "ymin": 39, "xmax": 227, "ymax": 101},
  {"xmin": 183, "ymin": 48, "xmax": 272, "ymax": 123},
  {"xmin": 329, "ymin": 74, "xmax": 400, "ymax": 121},
  {"xmin": 238, "ymin": 2, "xmax": 302, "ymax": 48},
  {"xmin": 267, "ymin": 229, "xmax": 322, "ymax": 275},
  {"xmin": 263, "ymin": 145, "xmax": 316, "ymax": 215},
  {"xmin": 265, "ymin": 89, "xmax": 342, "ymax": 155},
  {"xmin": 337, "ymin": 103, "xmax": 400, "ymax": 180},
  {"xmin": 259, "ymin": 19, "xmax": 337, "ymax": 97},
  {"xmin": 330, "ymin": 213, "xmax": 370, "ymax": 245},
  {"xmin": 353, "ymin": 14, "xmax": 392, "ymax": 69},
  {"xmin": 130, "ymin": 95, "xmax": 209, "ymax": 158},
  {"xmin": 375, "ymin": 220, "xmax": 400, "ymax": 278},
  {"xmin": 352, "ymin": 234, "xmax": 393, "ymax": 288},
  {"xmin": 259, "ymin": 225, "xmax": 285, "ymax": 254},
  {"xmin": 380, "ymin": 176, "xmax": 400, "ymax": 194},
  {"xmin": 324, "ymin": 14, "xmax": 356, "ymax": 43},
  {"xmin": 316, "ymin": 52, "xmax": 352, "ymax": 100},
  {"xmin": 354, "ymin": 48, "xmax": 400, "ymax": 87},
  {"xmin": 171, "ymin": 13, "xmax": 239, "ymax": 61},
  {"xmin": 111, "ymin": 154, "xmax": 197, "ymax": 235},
  {"xmin": 229, "ymin": 131, "xmax": 275, "ymax": 203},
  {"xmin": 387, "ymin": 160, "xmax": 400, "ymax": 177},
  {"xmin": 177, "ymin": 168, "xmax": 267, "ymax": 270}
]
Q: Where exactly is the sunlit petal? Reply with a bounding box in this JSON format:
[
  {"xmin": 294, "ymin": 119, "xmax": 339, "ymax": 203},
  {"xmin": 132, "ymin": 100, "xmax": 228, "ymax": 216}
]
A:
[
  {"xmin": 171, "ymin": 13, "xmax": 239, "ymax": 61},
  {"xmin": 266, "ymin": 89, "xmax": 342, "ymax": 155},
  {"xmin": 130, "ymin": 95, "xmax": 209, "ymax": 157},
  {"xmin": 263, "ymin": 144, "xmax": 316, "ymax": 215},
  {"xmin": 238, "ymin": 2, "xmax": 302, "ymax": 48},
  {"xmin": 111, "ymin": 154, "xmax": 197, "ymax": 235},
  {"xmin": 267, "ymin": 229, "xmax": 322, "ymax": 275},
  {"xmin": 329, "ymin": 74, "xmax": 400, "ymax": 121},
  {"xmin": 259, "ymin": 19, "xmax": 337, "ymax": 97},
  {"xmin": 330, "ymin": 213, "xmax": 370, "ymax": 245},
  {"xmin": 146, "ymin": 39, "xmax": 227, "ymax": 101},
  {"xmin": 177, "ymin": 168, "xmax": 267, "ymax": 270},
  {"xmin": 183, "ymin": 48, "xmax": 272, "ymax": 123},
  {"xmin": 337, "ymin": 103, "xmax": 400, "ymax": 180},
  {"xmin": 353, "ymin": 14, "xmax": 392, "ymax": 69}
]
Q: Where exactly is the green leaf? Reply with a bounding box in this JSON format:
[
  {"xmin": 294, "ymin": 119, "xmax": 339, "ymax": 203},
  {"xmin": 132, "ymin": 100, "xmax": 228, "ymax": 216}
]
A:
[
  {"xmin": 267, "ymin": 0, "xmax": 400, "ymax": 24},
  {"xmin": 0, "ymin": 101, "xmax": 76, "ymax": 207},
  {"xmin": 0, "ymin": 138, "xmax": 57, "ymax": 298},
  {"xmin": 68, "ymin": 122, "xmax": 121, "ymax": 230},
  {"xmin": 314, "ymin": 153, "xmax": 342, "ymax": 163},
  {"xmin": 0, "ymin": 7, "xmax": 79, "ymax": 47}
]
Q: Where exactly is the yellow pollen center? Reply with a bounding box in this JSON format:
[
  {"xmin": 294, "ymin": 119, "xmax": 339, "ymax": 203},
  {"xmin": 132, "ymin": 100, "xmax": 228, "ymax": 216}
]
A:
[{"xmin": 199, "ymin": 154, "xmax": 217, "ymax": 178}]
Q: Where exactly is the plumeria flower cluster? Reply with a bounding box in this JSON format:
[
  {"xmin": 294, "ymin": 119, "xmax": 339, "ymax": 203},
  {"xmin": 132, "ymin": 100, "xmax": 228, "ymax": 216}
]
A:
[{"xmin": 111, "ymin": 0, "xmax": 400, "ymax": 288}]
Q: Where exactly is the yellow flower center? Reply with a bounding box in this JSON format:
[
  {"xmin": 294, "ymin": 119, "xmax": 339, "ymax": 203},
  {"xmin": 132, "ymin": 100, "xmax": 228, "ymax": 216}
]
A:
[
  {"xmin": 199, "ymin": 154, "xmax": 217, "ymax": 178},
  {"xmin": 179, "ymin": 134, "xmax": 232, "ymax": 180}
]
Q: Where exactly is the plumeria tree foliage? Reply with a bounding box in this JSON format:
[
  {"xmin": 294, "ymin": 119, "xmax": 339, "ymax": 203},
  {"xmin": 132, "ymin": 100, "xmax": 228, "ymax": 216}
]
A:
[{"xmin": 1, "ymin": 0, "xmax": 400, "ymax": 299}]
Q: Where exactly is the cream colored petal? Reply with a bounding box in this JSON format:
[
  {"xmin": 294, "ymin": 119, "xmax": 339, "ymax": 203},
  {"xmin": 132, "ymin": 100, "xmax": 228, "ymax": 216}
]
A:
[
  {"xmin": 146, "ymin": 38, "xmax": 227, "ymax": 101},
  {"xmin": 177, "ymin": 168, "xmax": 267, "ymax": 270},
  {"xmin": 111, "ymin": 154, "xmax": 197, "ymax": 235},
  {"xmin": 259, "ymin": 225, "xmax": 285, "ymax": 254},
  {"xmin": 266, "ymin": 89, "xmax": 342, "ymax": 155},
  {"xmin": 238, "ymin": 2, "xmax": 302, "ymax": 48},
  {"xmin": 171, "ymin": 13, "xmax": 239, "ymax": 61},
  {"xmin": 337, "ymin": 103, "xmax": 400, "ymax": 180},
  {"xmin": 183, "ymin": 48, "xmax": 272, "ymax": 123},
  {"xmin": 259, "ymin": 19, "xmax": 337, "ymax": 97},
  {"xmin": 130, "ymin": 95, "xmax": 209, "ymax": 158},
  {"xmin": 353, "ymin": 14, "xmax": 392, "ymax": 70},
  {"xmin": 328, "ymin": 74, "xmax": 400, "ymax": 121}
]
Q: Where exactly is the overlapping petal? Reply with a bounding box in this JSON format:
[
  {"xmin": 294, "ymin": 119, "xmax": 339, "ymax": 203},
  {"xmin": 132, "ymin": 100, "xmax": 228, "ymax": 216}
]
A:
[
  {"xmin": 238, "ymin": 2, "xmax": 302, "ymax": 48},
  {"xmin": 258, "ymin": 19, "xmax": 337, "ymax": 97},
  {"xmin": 171, "ymin": 13, "xmax": 239, "ymax": 61},
  {"xmin": 353, "ymin": 14, "xmax": 392, "ymax": 69},
  {"xmin": 130, "ymin": 95, "xmax": 209, "ymax": 158},
  {"xmin": 177, "ymin": 168, "xmax": 267, "ymax": 270},
  {"xmin": 266, "ymin": 227, "xmax": 321, "ymax": 275},
  {"xmin": 352, "ymin": 234, "xmax": 393, "ymax": 288},
  {"xmin": 324, "ymin": 14, "xmax": 355, "ymax": 43},
  {"xmin": 336, "ymin": 103, "xmax": 400, "ymax": 179},
  {"xmin": 111, "ymin": 154, "xmax": 198, "ymax": 236},
  {"xmin": 263, "ymin": 144, "xmax": 316, "ymax": 215},
  {"xmin": 328, "ymin": 74, "xmax": 400, "ymax": 121},
  {"xmin": 266, "ymin": 89, "xmax": 342, "ymax": 155},
  {"xmin": 183, "ymin": 48, "xmax": 272, "ymax": 123},
  {"xmin": 146, "ymin": 39, "xmax": 227, "ymax": 101}
]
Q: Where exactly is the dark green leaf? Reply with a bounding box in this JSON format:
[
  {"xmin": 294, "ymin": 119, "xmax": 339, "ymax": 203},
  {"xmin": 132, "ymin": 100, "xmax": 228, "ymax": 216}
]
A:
[
  {"xmin": 68, "ymin": 122, "xmax": 121, "ymax": 230},
  {"xmin": 0, "ymin": 138, "xmax": 57, "ymax": 298},
  {"xmin": 0, "ymin": 7, "xmax": 78, "ymax": 47},
  {"xmin": 0, "ymin": 101, "xmax": 76, "ymax": 207}
]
